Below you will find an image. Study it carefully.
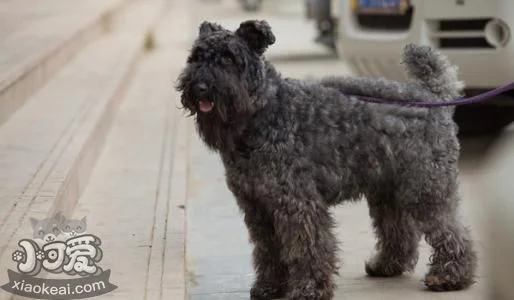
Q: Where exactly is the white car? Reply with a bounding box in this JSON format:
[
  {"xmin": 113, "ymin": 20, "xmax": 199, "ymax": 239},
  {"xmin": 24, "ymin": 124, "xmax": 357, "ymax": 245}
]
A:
[{"xmin": 329, "ymin": 0, "xmax": 514, "ymax": 134}]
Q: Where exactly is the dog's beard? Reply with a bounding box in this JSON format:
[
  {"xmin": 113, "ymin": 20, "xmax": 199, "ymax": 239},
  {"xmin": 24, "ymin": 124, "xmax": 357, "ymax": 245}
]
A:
[
  {"xmin": 196, "ymin": 90, "xmax": 255, "ymax": 153},
  {"xmin": 177, "ymin": 70, "xmax": 255, "ymax": 152}
]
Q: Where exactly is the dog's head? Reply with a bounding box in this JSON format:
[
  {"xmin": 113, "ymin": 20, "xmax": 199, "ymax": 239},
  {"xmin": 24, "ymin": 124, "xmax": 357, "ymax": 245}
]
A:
[{"xmin": 176, "ymin": 20, "xmax": 275, "ymax": 152}]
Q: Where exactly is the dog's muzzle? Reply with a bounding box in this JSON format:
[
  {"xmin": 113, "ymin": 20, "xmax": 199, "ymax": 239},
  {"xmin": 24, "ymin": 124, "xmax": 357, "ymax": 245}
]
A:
[{"xmin": 195, "ymin": 82, "xmax": 215, "ymax": 113}]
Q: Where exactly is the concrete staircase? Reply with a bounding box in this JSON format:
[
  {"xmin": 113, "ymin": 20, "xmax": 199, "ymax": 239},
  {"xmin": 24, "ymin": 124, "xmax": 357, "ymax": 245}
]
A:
[
  {"xmin": 0, "ymin": 0, "xmax": 129, "ymax": 126},
  {"xmin": 0, "ymin": 0, "xmax": 189, "ymax": 298}
]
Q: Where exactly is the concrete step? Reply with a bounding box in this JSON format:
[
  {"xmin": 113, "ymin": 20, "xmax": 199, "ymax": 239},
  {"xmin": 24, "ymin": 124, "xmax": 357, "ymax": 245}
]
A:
[
  {"xmin": 0, "ymin": 0, "xmax": 118, "ymax": 41},
  {"xmin": 0, "ymin": 0, "xmax": 163, "ymax": 292},
  {"xmin": 56, "ymin": 7, "xmax": 189, "ymax": 298},
  {"xmin": 0, "ymin": 0, "xmax": 129, "ymax": 127}
]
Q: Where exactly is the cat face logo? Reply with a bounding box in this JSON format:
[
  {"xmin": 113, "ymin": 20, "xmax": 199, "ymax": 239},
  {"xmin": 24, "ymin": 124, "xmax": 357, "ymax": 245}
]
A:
[
  {"xmin": 30, "ymin": 215, "xmax": 61, "ymax": 244},
  {"xmin": 61, "ymin": 216, "xmax": 87, "ymax": 238},
  {"xmin": 23, "ymin": 213, "xmax": 95, "ymax": 276},
  {"xmin": 2, "ymin": 213, "xmax": 117, "ymax": 299},
  {"xmin": 30, "ymin": 213, "xmax": 87, "ymax": 246}
]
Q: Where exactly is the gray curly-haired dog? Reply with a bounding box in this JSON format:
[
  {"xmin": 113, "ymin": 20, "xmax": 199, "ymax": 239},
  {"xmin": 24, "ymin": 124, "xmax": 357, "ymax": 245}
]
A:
[{"xmin": 176, "ymin": 19, "xmax": 477, "ymax": 300}]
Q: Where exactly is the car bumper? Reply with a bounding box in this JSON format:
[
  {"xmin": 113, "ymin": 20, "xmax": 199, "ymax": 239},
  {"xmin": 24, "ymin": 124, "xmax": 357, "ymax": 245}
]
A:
[{"xmin": 334, "ymin": 0, "xmax": 514, "ymax": 89}]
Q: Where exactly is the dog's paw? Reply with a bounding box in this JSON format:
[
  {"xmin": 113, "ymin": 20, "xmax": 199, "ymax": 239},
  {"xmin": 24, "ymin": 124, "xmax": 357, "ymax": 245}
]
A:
[
  {"xmin": 286, "ymin": 280, "xmax": 333, "ymax": 300},
  {"xmin": 250, "ymin": 284, "xmax": 285, "ymax": 300},
  {"xmin": 365, "ymin": 259, "xmax": 405, "ymax": 277},
  {"xmin": 424, "ymin": 274, "xmax": 475, "ymax": 291}
]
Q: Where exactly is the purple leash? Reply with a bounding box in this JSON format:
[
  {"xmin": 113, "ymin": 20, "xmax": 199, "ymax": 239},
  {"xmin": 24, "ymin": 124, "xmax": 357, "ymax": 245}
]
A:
[{"xmin": 348, "ymin": 82, "xmax": 514, "ymax": 107}]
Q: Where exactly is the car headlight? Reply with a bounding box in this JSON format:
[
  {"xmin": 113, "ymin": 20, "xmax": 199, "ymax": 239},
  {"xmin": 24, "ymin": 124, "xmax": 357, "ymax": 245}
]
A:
[{"xmin": 485, "ymin": 19, "xmax": 511, "ymax": 48}]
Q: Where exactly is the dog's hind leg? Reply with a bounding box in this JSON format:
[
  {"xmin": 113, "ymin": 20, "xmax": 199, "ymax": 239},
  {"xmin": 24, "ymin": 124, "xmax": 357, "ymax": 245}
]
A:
[
  {"xmin": 365, "ymin": 194, "xmax": 421, "ymax": 277},
  {"xmin": 271, "ymin": 196, "xmax": 338, "ymax": 300},
  {"xmin": 397, "ymin": 155, "xmax": 477, "ymax": 291},
  {"xmin": 240, "ymin": 199, "xmax": 288, "ymax": 300},
  {"xmin": 412, "ymin": 197, "xmax": 477, "ymax": 291}
]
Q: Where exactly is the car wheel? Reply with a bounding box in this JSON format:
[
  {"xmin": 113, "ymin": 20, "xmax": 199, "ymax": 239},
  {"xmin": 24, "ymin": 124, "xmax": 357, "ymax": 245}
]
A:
[{"xmin": 454, "ymin": 105, "xmax": 514, "ymax": 136}]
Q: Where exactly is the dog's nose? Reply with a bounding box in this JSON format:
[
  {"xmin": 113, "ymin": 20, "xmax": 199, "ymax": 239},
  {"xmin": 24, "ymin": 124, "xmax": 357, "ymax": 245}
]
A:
[{"xmin": 196, "ymin": 83, "xmax": 208, "ymax": 95}]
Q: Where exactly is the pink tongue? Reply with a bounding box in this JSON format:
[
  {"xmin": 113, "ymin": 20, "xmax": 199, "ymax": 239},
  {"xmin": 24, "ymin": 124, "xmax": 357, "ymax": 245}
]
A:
[{"xmin": 199, "ymin": 100, "xmax": 214, "ymax": 112}]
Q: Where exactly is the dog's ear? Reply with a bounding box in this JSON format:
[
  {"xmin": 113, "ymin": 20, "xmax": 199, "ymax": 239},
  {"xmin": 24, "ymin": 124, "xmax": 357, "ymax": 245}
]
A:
[
  {"xmin": 199, "ymin": 21, "xmax": 224, "ymax": 37},
  {"xmin": 235, "ymin": 20, "xmax": 276, "ymax": 55}
]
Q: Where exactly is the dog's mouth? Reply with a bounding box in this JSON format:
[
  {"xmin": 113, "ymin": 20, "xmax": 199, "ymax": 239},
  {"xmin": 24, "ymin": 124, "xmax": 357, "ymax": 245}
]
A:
[{"xmin": 198, "ymin": 100, "xmax": 215, "ymax": 113}]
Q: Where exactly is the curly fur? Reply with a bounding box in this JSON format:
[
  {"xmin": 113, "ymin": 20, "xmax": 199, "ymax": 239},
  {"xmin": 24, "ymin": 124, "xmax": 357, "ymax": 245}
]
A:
[{"xmin": 176, "ymin": 19, "xmax": 477, "ymax": 299}]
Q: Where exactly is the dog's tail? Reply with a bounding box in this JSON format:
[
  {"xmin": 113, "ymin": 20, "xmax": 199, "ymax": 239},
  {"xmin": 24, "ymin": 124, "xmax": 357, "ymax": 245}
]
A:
[{"xmin": 402, "ymin": 43, "xmax": 464, "ymax": 101}]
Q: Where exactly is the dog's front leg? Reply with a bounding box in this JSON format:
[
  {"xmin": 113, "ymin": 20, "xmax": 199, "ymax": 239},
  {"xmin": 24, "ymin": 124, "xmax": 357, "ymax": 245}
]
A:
[
  {"xmin": 271, "ymin": 196, "xmax": 338, "ymax": 300},
  {"xmin": 239, "ymin": 198, "xmax": 288, "ymax": 300}
]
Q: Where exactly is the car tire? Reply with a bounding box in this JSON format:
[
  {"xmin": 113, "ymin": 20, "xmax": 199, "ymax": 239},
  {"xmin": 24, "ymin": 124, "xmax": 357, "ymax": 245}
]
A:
[{"xmin": 454, "ymin": 105, "xmax": 514, "ymax": 136}]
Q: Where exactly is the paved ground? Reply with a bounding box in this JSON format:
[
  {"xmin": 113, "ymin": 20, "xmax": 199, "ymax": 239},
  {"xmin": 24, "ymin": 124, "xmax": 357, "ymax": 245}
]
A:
[
  {"xmin": 0, "ymin": 0, "xmax": 511, "ymax": 299},
  {"xmin": 184, "ymin": 0, "xmax": 497, "ymax": 299}
]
